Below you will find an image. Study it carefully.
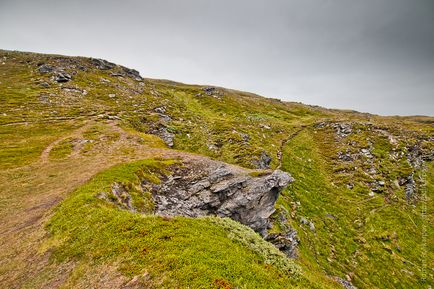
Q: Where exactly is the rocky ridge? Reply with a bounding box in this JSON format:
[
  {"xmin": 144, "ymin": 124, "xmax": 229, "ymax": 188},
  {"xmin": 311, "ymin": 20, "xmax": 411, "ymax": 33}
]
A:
[{"xmin": 99, "ymin": 157, "xmax": 299, "ymax": 255}]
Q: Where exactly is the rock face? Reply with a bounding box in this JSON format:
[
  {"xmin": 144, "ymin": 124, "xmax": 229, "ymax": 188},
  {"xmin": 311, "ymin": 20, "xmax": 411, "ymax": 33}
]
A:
[
  {"xmin": 265, "ymin": 209, "xmax": 299, "ymax": 258},
  {"xmin": 145, "ymin": 160, "xmax": 293, "ymax": 235}
]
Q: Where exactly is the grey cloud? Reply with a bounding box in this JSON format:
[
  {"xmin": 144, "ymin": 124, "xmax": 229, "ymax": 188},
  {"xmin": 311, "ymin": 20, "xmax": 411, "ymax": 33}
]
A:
[{"xmin": 1, "ymin": 0, "xmax": 433, "ymax": 115}]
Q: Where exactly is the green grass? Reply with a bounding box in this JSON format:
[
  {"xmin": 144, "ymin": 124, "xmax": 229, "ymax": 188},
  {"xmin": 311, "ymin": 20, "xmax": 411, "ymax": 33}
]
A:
[
  {"xmin": 278, "ymin": 127, "xmax": 434, "ymax": 288},
  {"xmin": 49, "ymin": 138, "xmax": 74, "ymax": 159},
  {"xmin": 1, "ymin": 49, "xmax": 433, "ymax": 288},
  {"xmin": 0, "ymin": 122, "xmax": 80, "ymax": 169},
  {"xmin": 45, "ymin": 159, "xmax": 307, "ymax": 288}
]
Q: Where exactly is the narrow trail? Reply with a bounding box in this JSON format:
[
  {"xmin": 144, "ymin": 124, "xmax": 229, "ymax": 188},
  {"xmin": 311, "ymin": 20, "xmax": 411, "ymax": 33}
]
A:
[
  {"xmin": 38, "ymin": 119, "xmax": 250, "ymax": 171},
  {"xmin": 1, "ymin": 120, "xmax": 257, "ymax": 287},
  {"xmin": 39, "ymin": 121, "xmax": 93, "ymax": 164},
  {"xmin": 276, "ymin": 126, "xmax": 307, "ymax": 169}
]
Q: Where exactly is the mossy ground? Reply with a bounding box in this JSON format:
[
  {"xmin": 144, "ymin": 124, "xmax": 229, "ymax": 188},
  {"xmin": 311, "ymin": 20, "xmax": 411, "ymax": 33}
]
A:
[
  {"xmin": 0, "ymin": 50, "xmax": 433, "ymax": 288},
  {"xmin": 43, "ymin": 159, "xmax": 305, "ymax": 288},
  {"xmin": 279, "ymin": 128, "xmax": 433, "ymax": 288}
]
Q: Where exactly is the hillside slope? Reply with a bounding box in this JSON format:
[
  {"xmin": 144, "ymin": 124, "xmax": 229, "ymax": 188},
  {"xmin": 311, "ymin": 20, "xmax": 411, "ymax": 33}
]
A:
[{"xmin": 0, "ymin": 50, "xmax": 432, "ymax": 288}]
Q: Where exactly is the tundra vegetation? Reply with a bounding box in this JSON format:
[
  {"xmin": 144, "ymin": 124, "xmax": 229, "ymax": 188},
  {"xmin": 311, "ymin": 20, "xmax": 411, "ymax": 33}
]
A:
[{"xmin": 0, "ymin": 50, "xmax": 432, "ymax": 288}]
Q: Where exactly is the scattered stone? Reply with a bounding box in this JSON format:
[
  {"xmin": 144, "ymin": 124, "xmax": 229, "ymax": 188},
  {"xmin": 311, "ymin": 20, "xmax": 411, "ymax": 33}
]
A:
[
  {"xmin": 405, "ymin": 174, "xmax": 416, "ymax": 200},
  {"xmin": 309, "ymin": 222, "xmax": 315, "ymax": 232},
  {"xmin": 207, "ymin": 143, "xmax": 219, "ymax": 151},
  {"xmin": 54, "ymin": 72, "xmax": 72, "ymax": 83},
  {"xmin": 325, "ymin": 213, "xmax": 337, "ymax": 220},
  {"xmin": 91, "ymin": 58, "xmax": 115, "ymax": 70},
  {"xmin": 266, "ymin": 228, "xmax": 299, "ymax": 258},
  {"xmin": 202, "ymin": 86, "xmax": 223, "ymax": 98},
  {"xmin": 331, "ymin": 122, "xmax": 352, "ymax": 138},
  {"xmin": 259, "ymin": 124, "xmax": 272, "ymax": 130},
  {"xmin": 239, "ymin": 132, "xmax": 250, "ymax": 142},
  {"xmin": 123, "ymin": 67, "xmax": 143, "ymax": 81},
  {"xmin": 62, "ymin": 86, "xmax": 84, "ymax": 94},
  {"xmin": 338, "ymin": 151, "xmax": 353, "ymax": 161},
  {"xmin": 367, "ymin": 167, "xmax": 377, "ymax": 175},
  {"xmin": 203, "ymin": 86, "xmax": 216, "ymax": 95},
  {"xmin": 37, "ymin": 64, "xmax": 53, "ymax": 73},
  {"xmin": 300, "ymin": 217, "xmax": 315, "ymax": 232},
  {"xmin": 360, "ymin": 148, "xmax": 373, "ymax": 158},
  {"xmin": 300, "ymin": 217, "xmax": 309, "ymax": 225},
  {"xmin": 40, "ymin": 82, "xmax": 50, "ymax": 88},
  {"xmin": 98, "ymin": 182, "xmax": 135, "ymax": 212},
  {"xmin": 158, "ymin": 114, "xmax": 172, "ymax": 123},
  {"xmin": 157, "ymin": 126, "xmax": 175, "ymax": 147},
  {"xmin": 266, "ymin": 208, "xmax": 299, "ymax": 258},
  {"xmin": 154, "ymin": 106, "xmax": 166, "ymax": 114},
  {"xmin": 370, "ymin": 180, "xmax": 385, "ymax": 193},
  {"xmin": 333, "ymin": 276, "xmax": 358, "ymax": 289},
  {"xmin": 253, "ymin": 151, "xmax": 272, "ymax": 169},
  {"xmin": 368, "ymin": 191, "xmax": 375, "ymax": 197}
]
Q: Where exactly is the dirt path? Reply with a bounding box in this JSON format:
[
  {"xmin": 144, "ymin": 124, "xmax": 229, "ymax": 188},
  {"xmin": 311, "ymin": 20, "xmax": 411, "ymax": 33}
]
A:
[
  {"xmin": 276, "ymin": 126, "xmax": 306, "ymax": 169},
  {"xmin": 39, "ymin": 121, "xmax": 93, "ymax": 164},
  {"xmin": 0, "ymin": 119, "xmax": 259, "ymax": 288}
]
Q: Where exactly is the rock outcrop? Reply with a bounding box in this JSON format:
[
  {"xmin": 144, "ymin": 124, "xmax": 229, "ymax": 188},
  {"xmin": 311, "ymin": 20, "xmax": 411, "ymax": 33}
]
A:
[{"xmin": 145, "ymin": 160, "xmax": 293, "ymax": 235}]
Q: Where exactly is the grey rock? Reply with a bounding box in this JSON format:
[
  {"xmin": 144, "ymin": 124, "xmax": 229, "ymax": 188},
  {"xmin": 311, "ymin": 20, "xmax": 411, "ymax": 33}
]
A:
[
  {"xmin": 62, "ymin": 86, "xmax": 84, "ymax": 94},
  {"xmin": 360, "ymin": 148, "xmax": 373, "ymax": 158},
  {"xmin": 202, "ymin": 86, "xmax": 223, "ymax": 98},
  {"xmin": 158, "ymin": 114, "xmax": 172, "ymax": 123},
  {"xmin": 157, "ymin": 126, "xmax": 175, "ymax": 147},
  {"xmin": 405, "ymin": 174, "xmax": 416, "ymax": 200},
  {"xmin": 151, "ymin": 162, "xmax": 293, "ymax": 235},
  {"xmin": 334, "ymin": 277, "xmax": 358, "ymax": 289},
  {"xmin": 266, "ymin": 229, "xmax": 299, "ymax": 258},
  {"xmin": 110, "ymin": 72, "xmax": 124, "ymax": 77},
  {"xmin": 265, "ymin": 209, "xmax": 299, "ymax": 258},
  {"xmin": 54, "ymin": 72, "xmax": 72, "ymax": 83},
  {"xmin": 331, "ymin": 122, "xmax": 352, "ymax": 138},
  {"xmin": 300, "ymin": 217, "xmax": 309, "ymax": 225},
  {"xmin": 203, "ymin": 86, "xmax": 216, "ymax": 95},
  {"xmin": 123, "ymin": 67, "xmax": 143, "ymax": 81},
  {"xmin": 99, "ymin": 182, "xmax": 135, "ymax": 212},
  {"xmin": 325, "ymin": 213, "xmax": 337, "ymax": 220},
  {"xmin": 239, "ymin": 132, "xmax": 250, "ymax": 142},
  {"xmin": 300, "ymin": 216, "xmax": 315, "ymax": 232},
  {"xmin": 91, "ymin": 58, "xmax": 115, "ymax": 70},
  {"xmin": 338, "ymin": 151, "xmax": 353, "ymax": 162},
  {"xmin": 309, "ymin": 222, "xmax": 315, "ymax": 232},
  {"xmin": 253, "ymin": 151, "xmax": 272, "ymax": 169},
  {"xmin": 38, "ymin": 64, "xmax": 53, "ymax": 73},
  {"xmin": 154, "ymin": 106, "xmax": 166, "ymax": 114}
]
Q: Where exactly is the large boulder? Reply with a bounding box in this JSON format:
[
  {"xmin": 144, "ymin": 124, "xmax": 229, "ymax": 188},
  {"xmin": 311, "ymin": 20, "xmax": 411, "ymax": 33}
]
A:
[{"xmin": 147, "ymin": 160, "xmax": 293, "ymax": 235}]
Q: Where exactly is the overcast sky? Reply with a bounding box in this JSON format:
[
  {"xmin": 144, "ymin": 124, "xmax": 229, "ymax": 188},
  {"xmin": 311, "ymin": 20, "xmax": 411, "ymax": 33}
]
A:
[{"xmin": 1, "ymin": 0, "xmax": 433, "ymax": 116}]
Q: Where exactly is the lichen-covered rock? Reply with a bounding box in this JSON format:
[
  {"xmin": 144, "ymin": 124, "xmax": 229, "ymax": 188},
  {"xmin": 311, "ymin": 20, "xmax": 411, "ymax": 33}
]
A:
[
  {"xmin": 147, "ymin": 160, "xmax": 293, "ymax": 235},
  {"xmin": 91, "ymin": 58, "xmax": 115, "ymax": 70}
]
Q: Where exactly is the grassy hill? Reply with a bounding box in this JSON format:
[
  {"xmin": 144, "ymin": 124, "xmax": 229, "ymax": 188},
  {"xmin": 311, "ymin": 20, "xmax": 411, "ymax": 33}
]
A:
[{"xmin": 0, "ymin": 50, "xmax": 432, "ymax": 288}]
